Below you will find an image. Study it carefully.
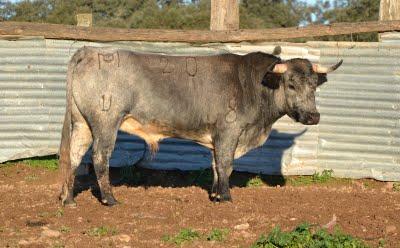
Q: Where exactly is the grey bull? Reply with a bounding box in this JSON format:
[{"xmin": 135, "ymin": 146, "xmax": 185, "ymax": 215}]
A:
[{"xmin": 59, "ymin": 46, "xmax": 342, "ymax": 206}]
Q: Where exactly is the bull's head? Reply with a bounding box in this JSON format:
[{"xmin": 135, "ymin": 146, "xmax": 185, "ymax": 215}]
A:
[{"xmin": 263, "ymin": 59, "xmax": 343, "ymax": 125}]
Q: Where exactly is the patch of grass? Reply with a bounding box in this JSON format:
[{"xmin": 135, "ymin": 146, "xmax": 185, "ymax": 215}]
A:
[
  {"xmin": 38, "ymin": 208, "xmax": 64, "ymax": 218},
  {"xmin": 246, "ymin": 175, "xmax": 265, "ymax": 187},
  {"xmin": 59, "ymin": 226, "xmax": 71, "ymax": 234},
  {"xmin": 52, "ymin": 242, "xmax": 65, "ymax": 248},
  {"xmin": 87, "ymin": 226, "xmax": 118, "ymax": 237},
  {"xmin": 38, "ymin": 211, "xmax": 50, "ymax": 218},
  {"xmin": 55, "ymin": 208, "xmax": 64, "ymax": 217},
  {"xmin": 0, "ymin": 161, "xmax": 13, "ymax": 167},
  {"xmin": 22, "ymin": 155, "xmax": 58, "ymax": 170},
  {"xmin": 393, "ymin": 183, "xmax": 400, "ymax": 192},
  {"xmin": 24, "ymin": 175, "xmax": 39, "ymax": 181},
  {"xmin": 378, "ymin": 238, "xmax": 386, "ymax": 248},
  {"xmin": 162, "ymin": 228, "xmax": 200, "ymax": 245},
  {"xmin": 2, "ymin": 155, "xmax": 58, "ymax": 170},
  {"xmin": 206, "ymin": 228, "xmax": 229, "ymax": 242},
  {"xmin": 288, "ymin": 169, "xmax": 336, "ymax": 186},
  {"xmin": 363, "ymin": 181, "xmax": 372, "ymax": 189},
  {"xmin": 312, "ymin": 169, "xmax": 334, "ymax": 183},
  {"xmin": 251, "ymin": 223, "xmax": 369, "ymax": 248}
]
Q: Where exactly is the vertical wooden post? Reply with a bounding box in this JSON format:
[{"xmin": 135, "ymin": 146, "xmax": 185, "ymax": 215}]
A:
[
  {"xmin": 380, "ymin": 0, "xmax": 400, "ymax": 21},
  {"xmin": 76, "ymin": 13, "xmax": 93, "ymax": 27},
  {"xmin": 379, "ymin": 0, "xmax": 400, "ymax": 40},
  {"xmin": 210, "ymin": 0, "xmax": 239, "ymax": 31}
]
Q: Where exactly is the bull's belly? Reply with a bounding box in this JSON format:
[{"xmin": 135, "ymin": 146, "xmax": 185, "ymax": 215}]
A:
[
  {"xmin": 119, "ymin": 116, "xmax": 214, "ymax": 152},
  {"xmin": 120, "ymin": 115, "xmax": 270, "ymax": 160}
]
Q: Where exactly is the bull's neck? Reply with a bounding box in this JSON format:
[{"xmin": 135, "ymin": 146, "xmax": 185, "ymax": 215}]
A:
[{"xmin": 260, "ymin": 86, "xmax": 286, "ymax": 127}]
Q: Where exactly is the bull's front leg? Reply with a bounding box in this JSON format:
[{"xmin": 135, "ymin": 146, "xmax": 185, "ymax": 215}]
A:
[
  {"xmin": 210, "ymin": 156, "xmax": 218, "ymax": 200},
  {"xmin": 212, "ymin": 130, "xmax": 240, "ymax": 202}
]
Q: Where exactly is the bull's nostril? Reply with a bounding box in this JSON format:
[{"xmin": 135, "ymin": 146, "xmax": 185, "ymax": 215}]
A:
[
  {"xmin": 311, "ymin": 113, "xmax": 320, "ymax": 124},
  {"xmin": 305, "ymin": 113, "xmax": 320, "ymax": 125}
]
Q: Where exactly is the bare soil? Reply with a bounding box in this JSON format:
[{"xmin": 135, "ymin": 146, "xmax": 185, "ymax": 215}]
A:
[{"xmin": 0, "ymin": 164, "xmax": 399, "ymax": 248}]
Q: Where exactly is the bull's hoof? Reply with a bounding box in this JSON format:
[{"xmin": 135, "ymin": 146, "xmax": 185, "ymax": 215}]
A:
[
  {"xmin": 59, "ymin": 189, "xmax": 77, "ymax": 208},
  {"xmin": 211, "ymin": 193, "xmax": 232, "ymax": 203},
  {"xmin": 61, "ymin": 198, "xmax": 77, "ymax": 208},
  {"xmin": 101, "ymin": 195, "xmax": 119, "ymax": 207}
]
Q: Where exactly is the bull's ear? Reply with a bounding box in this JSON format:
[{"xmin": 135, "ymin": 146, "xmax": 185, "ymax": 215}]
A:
[
  {"xmin": 262, "ymin": 71, "xmax": 282, "ymax": 89},
  {"xmin": 317, "ymin": 73, "xmax": 327, "ymax": 86},
  {"xmin": 261, "ymin": 63, "xmax": 286, "ymax": 89}
]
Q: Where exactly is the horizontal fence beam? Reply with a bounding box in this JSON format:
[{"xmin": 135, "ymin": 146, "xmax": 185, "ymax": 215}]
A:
[{"xmin": 1, "ymin": 21, "xmax": 400, "ymax": 43}]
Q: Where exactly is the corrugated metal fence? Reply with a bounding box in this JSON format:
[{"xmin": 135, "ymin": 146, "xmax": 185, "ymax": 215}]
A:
[{"xmin": 0, "ymin": 38, "xmax": 399, "ymax": 181}]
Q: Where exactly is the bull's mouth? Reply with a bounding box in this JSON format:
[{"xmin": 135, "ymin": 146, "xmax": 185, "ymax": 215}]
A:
[
  {"xmin": 288, "ymin": 111, "xmax": 320, "ymax": 125},
  {"xmin": 288, "ymin": 111, "xmax": 300, "ymax": 122}
]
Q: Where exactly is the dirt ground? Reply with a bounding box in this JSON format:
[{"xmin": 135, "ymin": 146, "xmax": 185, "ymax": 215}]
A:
[{"xmin": 0, "ymin": 164, "xmax": 399, "ymax": 248}]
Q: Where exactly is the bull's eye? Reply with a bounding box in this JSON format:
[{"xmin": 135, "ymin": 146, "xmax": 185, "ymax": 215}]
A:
[{"xmin": 288, "ymin": 84, "xmax": 295, "ymax": 90}]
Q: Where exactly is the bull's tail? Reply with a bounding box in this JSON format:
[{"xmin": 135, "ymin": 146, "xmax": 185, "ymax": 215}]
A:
[{"xmin": 59, "ymin": 48, "xmax": 86, "ymax": 195}]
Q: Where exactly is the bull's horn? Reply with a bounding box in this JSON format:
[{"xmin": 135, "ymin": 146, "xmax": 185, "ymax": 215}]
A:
[
  {"xmin": 272, "ymin": 63, "xmax": 288, "ymax": 73},
  {"xmin": 312, "ymin": 60, "xmax": 343, "ymax": 73}
]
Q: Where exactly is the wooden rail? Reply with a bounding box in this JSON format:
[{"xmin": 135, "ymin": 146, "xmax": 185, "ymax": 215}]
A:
[{"xmin": 1, "ymin": 20, "xmax": 400, "ymax": 43}]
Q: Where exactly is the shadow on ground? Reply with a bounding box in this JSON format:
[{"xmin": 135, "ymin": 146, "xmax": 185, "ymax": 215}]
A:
[
  {"xmin": 3, "ymin": 129, "xmax": 305, "ymax": 203},
  {"xmin": 73, "ymin": 166, "xmax": 287, "ymax": 202}
]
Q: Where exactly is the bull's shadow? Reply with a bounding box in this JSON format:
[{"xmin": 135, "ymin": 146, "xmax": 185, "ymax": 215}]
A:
[{"xmin": 74, "ymin": 129, "xmax": 306, "ymax": 201}]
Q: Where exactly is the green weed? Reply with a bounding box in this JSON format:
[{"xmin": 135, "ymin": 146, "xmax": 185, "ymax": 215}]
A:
[
  {"xmin": 312, "ymin": 169, "xmax": 334, "ymax": 183},
  {"xmin": 246, "ymin": 175, "xmax": 265, "ymax": 187},
  {"xmin": 59, "ymin": 226, "xmax": 71, "ymax": 233},
  {"xmin": 393, "ymin": 183, "xmax": 400, "ymax": 192},
  {"xmin": 206, "ymin": 228, "xmax": 229, "ymax": 242},
  {"xmin": 162, "ymin": 228, "xmax": 200, "ymax": 245},
  {"xmin": 87, "ymin": 226, "xmax": 118, "ymax": 237},
  {"xmin": 251, "ymin": 223, "xmax": 369, "ymax": 248},
  {"xmin": 363, "ymin": 181, "xmax": 372, "ymax": 189},
  {"xmin": 288, "ymin": 169, "xmax": 335, "ymax": 186},
  {"xmin": 55, "ymin": 208, "xmax": 64, "ymax": 217},
  {"xmin": 378, "ymin": 238, "xmax": 386, "ymax": 248}
]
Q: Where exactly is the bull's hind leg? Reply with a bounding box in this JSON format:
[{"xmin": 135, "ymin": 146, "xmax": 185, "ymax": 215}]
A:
[
  {"xmin": 61, "ymin": 122, "xmax": 92, "ymax": 207},
  {"xmin": 91, "ymin": 122, "xmax": 120, "ymax": 206}
]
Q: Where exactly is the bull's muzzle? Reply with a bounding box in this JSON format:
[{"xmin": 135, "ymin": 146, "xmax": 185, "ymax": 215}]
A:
[{"xmin": 302, "ymin": 112, "xmax": 320, "ymax": 125}]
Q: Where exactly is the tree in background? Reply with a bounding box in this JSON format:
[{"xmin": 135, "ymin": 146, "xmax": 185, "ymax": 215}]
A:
[
  {"xmin": 0, "ymin": 0, "xmax": 381, "ymax": 41},
  {"xmin": 0, "ymin": 0, "xmax": 309, "ymax": 29},
  {"xmin": 240, "ymin": 0, "xmax": 308, "ymax": 29},
  {"xmin": 309, "ymin": 0, "xmax": 380, "ymax": 41},
  {"xmin": 0, "ymin": 0, "xmax": 212, "ymax": 29}
]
